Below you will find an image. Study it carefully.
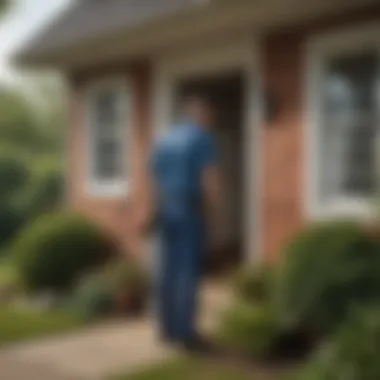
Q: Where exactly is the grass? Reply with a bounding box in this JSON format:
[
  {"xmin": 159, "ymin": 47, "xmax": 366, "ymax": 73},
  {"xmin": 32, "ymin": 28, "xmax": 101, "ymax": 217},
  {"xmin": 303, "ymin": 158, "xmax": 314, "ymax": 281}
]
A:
[
  {"xmin": 0, "ymin": 257, "xmax": 19, "ymax": 286},
  {"xmin": 111, "ymin": 357, "xmax": 253, "ymax": 380},
  {"xmin": 0, "ymin": 258, "xmax": 84, "ymax": 346},
  {"xmin": 0, "ymin": 307, "xmax": 84, "ymax": 346}
]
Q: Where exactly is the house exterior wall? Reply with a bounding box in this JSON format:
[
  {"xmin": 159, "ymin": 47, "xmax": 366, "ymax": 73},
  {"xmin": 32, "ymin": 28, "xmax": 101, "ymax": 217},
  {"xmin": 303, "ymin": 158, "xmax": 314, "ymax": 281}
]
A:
[
  {"xmin": 67, "ymin": 62, "xmax": 152, "ymax": 256},
  {"xmin": 66, "ymin": 4, "xmax": 380, "ymax": 261},
  {"xmin": 262, "ymin": 32, "xmax": 304, "ymax": 259},
  {"xmin": 261, "ymin": 4, "xmax": 380, "ymax": 258}
]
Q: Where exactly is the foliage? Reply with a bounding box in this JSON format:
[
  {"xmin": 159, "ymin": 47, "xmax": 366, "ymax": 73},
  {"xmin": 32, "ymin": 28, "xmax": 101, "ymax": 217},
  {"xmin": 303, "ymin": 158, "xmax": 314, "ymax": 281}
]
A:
[
  {"xmin": 0, "ymin": 90, "xmax": 42, "ymax": 154},
  {"xmin": 232, "ymin": 264, "xmax": 273, "ymax": 303},
  {"xmin": 105, "ymin": 259, "xmax": 149, "ymax": 314},
  {"xmin": 288, "ymin": 307, "xmax": 380, "ymax": 380},
  {"xmin": 0, "ymin": 307, "xmax": 83, "ymax": 346},
  {"xmin": 0, "ymin": 259, "xmax": 22, "ymax": 304},
  {"xmin": 0, "ymin": 86, "xmax": 65, "ymax": 249},
  {"xmin": 105, "ymin": 260, "xmax": 148, "ymax": 295},
  {"xmin": 0, "ymin": 150, "xmax": 29, "ymax": 247},
  {"xmin": 0, "ymin": 0, "xmax": 9, "ymax": 14},
  {"xmin": 218, "ymin": 301, "xmax": 281, "ymax": 358},
  {"xmin": 13, "ymin": 213, "xmax": 112, "ymax": 292},
  {"xmin": 18, "ymin": 159, "xmax": 64, "ymax": 221},
  {"xmin": 69, "ymin": 260, "xmax": 148, "ymax": 320},
  {"xmin": 0, "ymin": 204, "xmax": 24, "ymax": 248},
  {"xmin": 68, "ymin": 272, "xmax": 114, "ymax": 321},
  {"xmin": 0, "ymin": 149, "xmax": 29, "ymax": 198},
  {"xmin": 274, "ymin": 220, "xmax": 380, "ymax": 335}
]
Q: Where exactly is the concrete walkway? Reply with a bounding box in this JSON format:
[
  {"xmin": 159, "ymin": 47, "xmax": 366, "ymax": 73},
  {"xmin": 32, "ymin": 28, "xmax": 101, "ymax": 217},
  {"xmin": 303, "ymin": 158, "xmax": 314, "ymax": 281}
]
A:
[{"xmin": 0, "ymin": 283, "xmax": 232, "ymax": 380}]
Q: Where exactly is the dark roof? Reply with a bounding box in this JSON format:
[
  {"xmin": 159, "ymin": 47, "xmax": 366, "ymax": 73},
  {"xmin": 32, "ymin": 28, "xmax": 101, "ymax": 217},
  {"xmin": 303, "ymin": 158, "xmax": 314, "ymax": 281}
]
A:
[{"xmin": 16, "ymin": 0, "xmax": 206, "ymax": 62}]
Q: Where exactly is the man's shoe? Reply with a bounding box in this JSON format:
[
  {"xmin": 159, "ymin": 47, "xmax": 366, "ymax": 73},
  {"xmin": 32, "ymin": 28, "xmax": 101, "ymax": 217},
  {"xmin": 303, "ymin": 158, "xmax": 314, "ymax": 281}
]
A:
[
  {"xmin": 181, "ymin": 335, "xmax": 213, "ymax": 353},
  {"xmin": 160, "ymin": 332, "xmax": 177, "ymax": 344}
]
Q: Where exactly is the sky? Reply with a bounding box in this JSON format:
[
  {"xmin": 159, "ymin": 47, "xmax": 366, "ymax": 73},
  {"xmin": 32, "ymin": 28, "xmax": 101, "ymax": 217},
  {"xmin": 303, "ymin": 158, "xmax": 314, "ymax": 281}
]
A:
[{"xmin": 0, "ymin": 0, "xmax": 72, "ymax": 83}]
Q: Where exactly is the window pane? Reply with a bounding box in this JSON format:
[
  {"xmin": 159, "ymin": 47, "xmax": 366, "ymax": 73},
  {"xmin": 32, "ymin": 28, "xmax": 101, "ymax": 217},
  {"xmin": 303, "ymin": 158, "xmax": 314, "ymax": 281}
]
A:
[
  {"xmin": 95, "ymin": 90, "xmax": 118, "ymax": 130},
  {"xmin": 90, "ymin": 87, "xmax": 124, "ymax": 183},
  {"xmin": 321, "ymin": 51, "xmax": 378, "ymax": 200},
  {"xmin": 94, "ymin": 139, "xmax": 122, "ymax": 180}
]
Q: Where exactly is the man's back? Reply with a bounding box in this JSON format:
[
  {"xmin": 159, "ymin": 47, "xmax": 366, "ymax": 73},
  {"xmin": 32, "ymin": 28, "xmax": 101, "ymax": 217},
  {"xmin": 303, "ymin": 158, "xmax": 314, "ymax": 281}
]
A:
[{"xmin": 152, "ymin": 121, "xmax": 217, "ymax": 221}]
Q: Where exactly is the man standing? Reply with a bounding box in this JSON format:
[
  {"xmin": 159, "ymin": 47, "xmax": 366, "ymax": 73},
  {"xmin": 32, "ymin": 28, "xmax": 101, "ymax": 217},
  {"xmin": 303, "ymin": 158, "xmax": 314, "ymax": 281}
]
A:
[{"xmin": 138, "ymin": 95, "xmax": 221, "ymax": 348}]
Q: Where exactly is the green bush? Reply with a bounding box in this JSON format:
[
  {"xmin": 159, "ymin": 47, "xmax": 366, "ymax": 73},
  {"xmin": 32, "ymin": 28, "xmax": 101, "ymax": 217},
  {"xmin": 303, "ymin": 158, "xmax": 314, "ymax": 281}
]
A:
[
  {"xmin": 0, "ymin": 205, "xmax": 24, "ymax": 248},
  {"xmin": 13, "ymin": 213, "xmax": 113, "ymax": 292},
  {"xmin": 275, "ymin": 220, "xmax": 380, "ymax": 335},
  {"xmin": 104, "ymin": 260, "xmax": 149, "ymax": 314},
  {"xmin": 68, "ymin": 272, "xmax": 114, "ymax": 321},
  {"xmin": 218, "ymin": 301, "xmax": 281, "ymax": 358},
  {"xmin": 0, "ymin": 150, "xmax": 29, "ymax": 198},
  {"xmin": 0, "ymin": 260, "xmax": 22, "ymax": 304},
  {"xmin": 287, "ymin": 307, "xmax": 380, "ymax": 380},
  {"xmin": 0, "ymin": 150, "xmax": 29, "ymax": 248},
  {"xmin": 19, "ymin": 160, "xmax": 64, "ymax": 221},
  {"xmin": 232, "ymin": 264, "xmax": 273, "ymax": 303}
]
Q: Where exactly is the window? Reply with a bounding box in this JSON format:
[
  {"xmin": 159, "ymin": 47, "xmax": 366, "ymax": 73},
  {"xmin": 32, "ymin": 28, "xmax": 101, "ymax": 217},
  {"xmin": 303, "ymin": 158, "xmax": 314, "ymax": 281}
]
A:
[
  {"xmin": 307, "ymin": 26, "xmax": 380, "ymax": 218},
  {"xmin": 86, "ymin": 79, "xmax": 130, "ymax": 196}
]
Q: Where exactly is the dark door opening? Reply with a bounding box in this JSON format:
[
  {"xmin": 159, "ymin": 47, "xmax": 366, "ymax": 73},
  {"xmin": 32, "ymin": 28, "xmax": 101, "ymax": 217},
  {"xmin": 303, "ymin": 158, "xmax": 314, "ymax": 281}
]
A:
[{"xmin": 175, "ymin": 71, "xmax": 245, "ymax": 275}]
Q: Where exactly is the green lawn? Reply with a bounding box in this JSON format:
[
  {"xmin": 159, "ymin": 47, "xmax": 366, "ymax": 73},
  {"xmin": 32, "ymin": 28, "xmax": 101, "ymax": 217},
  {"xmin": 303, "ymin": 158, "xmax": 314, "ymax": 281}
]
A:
[
  {"xmin": 0, "ymin": 307, "xmax": 83, "ymax": 346},
  {"xmin": 111, "ymin": 357, "xmax": 253, "ymax": 380},
  {"xmin": 0, "ymin": 258, "xmax": 19, "ymax": 286}
]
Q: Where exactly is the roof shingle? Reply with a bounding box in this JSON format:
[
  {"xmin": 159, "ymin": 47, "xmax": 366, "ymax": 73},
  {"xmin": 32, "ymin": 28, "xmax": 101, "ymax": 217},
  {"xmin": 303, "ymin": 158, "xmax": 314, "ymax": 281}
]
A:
[{"xmin": 17, "ymin": 0, "xmax": 205, "ymax": 61}]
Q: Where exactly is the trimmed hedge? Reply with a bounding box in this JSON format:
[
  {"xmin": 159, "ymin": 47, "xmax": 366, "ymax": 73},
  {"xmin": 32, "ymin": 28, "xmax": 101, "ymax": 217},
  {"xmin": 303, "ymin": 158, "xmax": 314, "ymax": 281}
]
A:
[
  {"xmin": 68, "ymin": 272, "xmax": 114, "ymax": 321},
  {"xmin": 287, "ymin": 307, "xmax": 380, "ymax": 380},
  {"xmin": 218, "ymin": 301, "xmax": 281, "ymax": 358},
  {"xmin": 232, "ymin": 264, "xmax": 273, "ymax": 303},
  {"xmin": 13, "ymin": 213, "xmax": 113, "ymax": 292},
  {"xmin": 69, "ymin": 260, "xmax": 149, "ymax": 320},
  {"xmin": 274, "ymin": 220, "xmax": 380, "ymax": 335}
]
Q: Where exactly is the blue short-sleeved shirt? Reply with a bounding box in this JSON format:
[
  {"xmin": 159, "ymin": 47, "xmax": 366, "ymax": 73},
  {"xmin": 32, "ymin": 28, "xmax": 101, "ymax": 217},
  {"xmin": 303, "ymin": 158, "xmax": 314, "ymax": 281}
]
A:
[{"xmin": 151, "ymin": 121, "xmax": 218, "ymax": 220}]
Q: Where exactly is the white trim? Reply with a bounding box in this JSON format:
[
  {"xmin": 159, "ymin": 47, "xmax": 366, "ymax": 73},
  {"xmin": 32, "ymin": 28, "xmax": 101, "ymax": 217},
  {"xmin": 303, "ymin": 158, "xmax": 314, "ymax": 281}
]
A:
[
  {"xmin": 84, "ymin": 76, "xmax": 132, "ymax": 197},
  {"xmin": 305, "ymin": 22, "xmax": 380, "ymax": 220},
  {"xmin": 152, "ymin": 33, "xmax": 263, "ymax": 263}
]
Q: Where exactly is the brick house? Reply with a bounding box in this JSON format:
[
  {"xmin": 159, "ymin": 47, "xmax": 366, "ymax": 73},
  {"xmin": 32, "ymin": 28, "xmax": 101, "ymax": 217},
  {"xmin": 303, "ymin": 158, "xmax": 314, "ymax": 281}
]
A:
[{"xmin": 14, "ymin": 0, "xmax": 380, "ymax": 263}]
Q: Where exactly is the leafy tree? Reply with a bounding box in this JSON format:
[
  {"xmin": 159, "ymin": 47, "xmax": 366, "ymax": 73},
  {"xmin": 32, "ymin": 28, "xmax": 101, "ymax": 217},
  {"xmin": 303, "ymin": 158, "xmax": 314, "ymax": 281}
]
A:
[
  {"xmin": 0, "ymin": 83, "xmax": 65, "ymax": 249},
  {"xmin": 0, "ymin": 0, "xmax": 10, "ymax": 16}
]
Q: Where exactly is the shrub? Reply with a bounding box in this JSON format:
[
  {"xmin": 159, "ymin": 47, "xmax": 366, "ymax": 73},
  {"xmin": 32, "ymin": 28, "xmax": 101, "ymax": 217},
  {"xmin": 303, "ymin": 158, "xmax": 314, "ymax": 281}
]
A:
[
  {"xmin": 104, "ymin": 260, "xmax": 149, "ymax": 315},
  {"xmin": 68, "ymin": 272, "xmax": 114, "ymax": 321},
  {"xmin": 20, "ymin": 160, "xmax": 64, "ymax": 221},
  {"xmin": 274, "ymin": 220, "xmax": 380, "ymax": 335},
  {"xmin": 0, "ymin": 260, "xmax": 22, "ymax": 304},
  {"xmin": 0, "ymin": 205, "xmax": 24, "ymax": 248},
  {"xmin": 232, "ymin": 264, "xmax": 273, "ymax": 303},
  {"xmin": 0, "ymin": 150, "xmax": 29, "ymax": 199},
  {"xmin": 13, "ymin": 213, "xmax": 113, "ymax": 292},
  {"xmin": 218, "ymin": 301, "xmax": 281, "ymax": 358},
  {"xmin": 0, "ymin": 150, "xmax": 29, "ymax": 248},
  {"xmin": 287, "ymin": 307, "xmax": 380, "ymax": 380}
]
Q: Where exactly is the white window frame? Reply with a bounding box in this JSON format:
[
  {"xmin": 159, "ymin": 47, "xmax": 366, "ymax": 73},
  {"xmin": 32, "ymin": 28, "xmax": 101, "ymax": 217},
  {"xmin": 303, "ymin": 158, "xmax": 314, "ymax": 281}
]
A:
[
  {"xmin": 306, "ymin": 23, "xmax": 380, "ymax": 221},
  {"xmin": 85, "ymin": 76, "xmax": 132, "ymax": 197}
]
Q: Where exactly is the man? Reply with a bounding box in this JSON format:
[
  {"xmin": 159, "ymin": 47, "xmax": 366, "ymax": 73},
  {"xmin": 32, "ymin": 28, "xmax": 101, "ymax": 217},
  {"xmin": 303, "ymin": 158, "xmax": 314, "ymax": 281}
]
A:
[{"xmin": 138, "ymin": 95, "xmax": 221, "ymax": 348}]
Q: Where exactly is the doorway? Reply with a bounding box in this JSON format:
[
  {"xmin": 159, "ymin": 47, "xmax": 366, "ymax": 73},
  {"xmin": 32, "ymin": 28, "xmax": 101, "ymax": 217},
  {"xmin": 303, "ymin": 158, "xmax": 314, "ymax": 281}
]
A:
[{"xmin": 175, "ymin": 72, "xmax": 245, "ymax": 274}]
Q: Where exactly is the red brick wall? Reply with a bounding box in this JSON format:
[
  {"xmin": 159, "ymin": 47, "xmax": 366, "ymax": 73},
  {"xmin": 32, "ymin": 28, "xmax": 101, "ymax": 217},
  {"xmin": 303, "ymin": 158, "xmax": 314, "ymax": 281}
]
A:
[
  {"xmin": 67, "ymin": 62, "xmax": 152, "ymax": 256},
  {"xmin": 262, "ymin": 32, "xmax": 305, "ymax": 259},
  {"xmin": 261, "ymin": 5, "xmax": 380, "ymax": 259}
]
